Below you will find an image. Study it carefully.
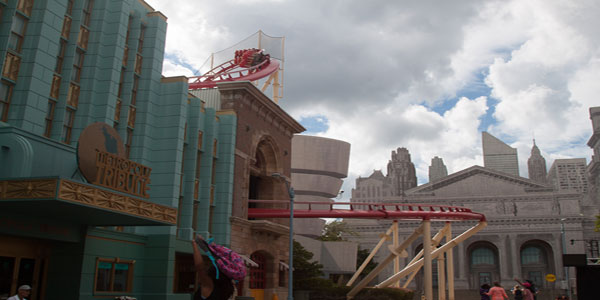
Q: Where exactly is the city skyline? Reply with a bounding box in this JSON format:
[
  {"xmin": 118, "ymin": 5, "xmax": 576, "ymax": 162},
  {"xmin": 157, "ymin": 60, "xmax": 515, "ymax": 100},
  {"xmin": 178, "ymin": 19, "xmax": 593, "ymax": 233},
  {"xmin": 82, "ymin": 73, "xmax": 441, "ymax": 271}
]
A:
[{"xmin": 146, "ymin": 0, "xmax": 599, "ymax": 198}]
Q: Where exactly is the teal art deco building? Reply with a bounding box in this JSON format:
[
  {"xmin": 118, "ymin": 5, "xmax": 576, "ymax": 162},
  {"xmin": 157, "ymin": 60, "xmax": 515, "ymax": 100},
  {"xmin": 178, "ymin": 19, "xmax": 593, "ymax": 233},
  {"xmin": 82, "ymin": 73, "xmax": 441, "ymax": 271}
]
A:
[{"xmin": 0, "ymin": 1, "xmax": 237, "ymax": 299}]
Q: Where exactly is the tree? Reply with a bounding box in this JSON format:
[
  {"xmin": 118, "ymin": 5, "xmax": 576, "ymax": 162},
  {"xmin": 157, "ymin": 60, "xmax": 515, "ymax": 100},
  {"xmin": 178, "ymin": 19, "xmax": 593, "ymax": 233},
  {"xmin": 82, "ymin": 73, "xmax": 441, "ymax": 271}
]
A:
[
  {"xmin": 293, "ymin": 240, "xmax": 323, "ymax": 287},
  {"xmin": 317, "ymin": 220, "xmax": 357, "ymax": 241},
  {"xmin": 356, "ymin": 247, "xmax": 378, "ymax": 275},
  {"xmin": 596, "ymin": 215, "xmax": 600, "ymax": 231}
]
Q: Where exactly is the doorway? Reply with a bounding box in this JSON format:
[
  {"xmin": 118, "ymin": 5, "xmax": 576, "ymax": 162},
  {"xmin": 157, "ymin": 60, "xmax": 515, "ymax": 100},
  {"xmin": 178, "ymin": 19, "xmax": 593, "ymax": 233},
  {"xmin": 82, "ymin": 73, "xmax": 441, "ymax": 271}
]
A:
[{"xmin": 0, "ymin": 236, "xmax": 49, "ymax": 300}]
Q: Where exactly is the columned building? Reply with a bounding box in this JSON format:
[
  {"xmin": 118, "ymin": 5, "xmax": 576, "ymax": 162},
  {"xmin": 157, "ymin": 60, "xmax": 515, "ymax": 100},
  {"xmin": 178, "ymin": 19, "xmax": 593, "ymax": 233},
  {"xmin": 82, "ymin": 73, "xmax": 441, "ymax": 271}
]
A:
[{"xmin": 346, "ymin": 118, "xmax": 600, "ymax": 298}]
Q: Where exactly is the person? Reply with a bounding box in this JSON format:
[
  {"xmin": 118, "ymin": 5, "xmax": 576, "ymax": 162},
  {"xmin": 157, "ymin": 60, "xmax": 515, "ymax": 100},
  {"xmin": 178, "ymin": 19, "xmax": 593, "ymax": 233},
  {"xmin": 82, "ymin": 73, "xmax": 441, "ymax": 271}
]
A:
[
  {"xmin": 192, "ymin": 235, "xmax": 234, "ymax": 300},
  {"xmin": 485, "ymin": 282, "xmax": 509, "ymax": 300},
  {"xmin": 515, "ymin": 278, "xmax": 537, "ymax": 300},
  {"xmin": 8, "ymin": 285, "xmax": 31, "ymax": 300},
  {"xmin": 480, "ymin": 283, "xmax": 491, "ymax": 300},
  {"xmin": 512, "ymin": 285, "xmax": 523, "ymax": 300}
]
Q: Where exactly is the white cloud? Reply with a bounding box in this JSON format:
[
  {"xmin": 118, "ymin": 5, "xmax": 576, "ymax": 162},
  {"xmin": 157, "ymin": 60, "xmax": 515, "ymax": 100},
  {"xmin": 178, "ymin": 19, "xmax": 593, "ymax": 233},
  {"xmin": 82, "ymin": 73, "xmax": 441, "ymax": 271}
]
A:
[{"xmin": 146, "ymin": 0, "xmax": 598, "ymax": 193}]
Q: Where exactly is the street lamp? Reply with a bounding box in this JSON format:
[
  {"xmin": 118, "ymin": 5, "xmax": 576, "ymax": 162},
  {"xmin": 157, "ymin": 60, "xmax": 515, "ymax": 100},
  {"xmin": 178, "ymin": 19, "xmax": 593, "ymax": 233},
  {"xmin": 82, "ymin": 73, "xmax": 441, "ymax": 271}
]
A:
[
  {"xmin": 272, "ymin": 172, "xmax": 294, "ymax": 300},
  {"xmin": 560, "ymin": 218, "xmax": 572, "ymax": 300}
]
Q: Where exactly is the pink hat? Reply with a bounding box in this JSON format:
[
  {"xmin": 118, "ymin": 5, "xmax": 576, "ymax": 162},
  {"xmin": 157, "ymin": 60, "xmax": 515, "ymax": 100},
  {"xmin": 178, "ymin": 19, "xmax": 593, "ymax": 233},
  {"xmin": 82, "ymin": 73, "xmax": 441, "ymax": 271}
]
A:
[{"xmin": 523, "ymin": 282, "xmax": 532, "ymax": 288}]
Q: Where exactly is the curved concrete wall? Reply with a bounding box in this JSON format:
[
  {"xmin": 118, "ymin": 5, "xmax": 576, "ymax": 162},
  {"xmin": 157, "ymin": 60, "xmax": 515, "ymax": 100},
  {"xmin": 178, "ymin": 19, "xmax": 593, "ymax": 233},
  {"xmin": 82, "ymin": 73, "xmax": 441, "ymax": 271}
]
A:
[
  {"xmin": 291, "ymin": 135, "xmax": 350, "ymax": 178},
  {"xmin": 291, "ymin": 135, "xmax": 351, "ymax": 236}
]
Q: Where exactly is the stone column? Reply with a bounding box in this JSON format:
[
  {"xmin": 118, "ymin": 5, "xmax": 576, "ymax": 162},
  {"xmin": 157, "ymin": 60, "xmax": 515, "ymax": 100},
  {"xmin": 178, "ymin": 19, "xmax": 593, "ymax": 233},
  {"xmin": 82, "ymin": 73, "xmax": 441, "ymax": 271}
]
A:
[
  {"xmin": 498, "ymin": 234, "xmax": 510, "ymax": 281},
  {"xmin": 510, "ymin": 234, "xmax": 520, "ymax": 279}
]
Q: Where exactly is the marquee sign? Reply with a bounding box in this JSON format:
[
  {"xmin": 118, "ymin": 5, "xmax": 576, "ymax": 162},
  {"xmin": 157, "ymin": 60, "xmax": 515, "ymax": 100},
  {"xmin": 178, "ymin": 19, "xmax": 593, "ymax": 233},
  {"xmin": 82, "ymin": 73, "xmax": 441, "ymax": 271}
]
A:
[{"xmin": 77, "ymin": 123, "xmax": 151, "ymax": 198}]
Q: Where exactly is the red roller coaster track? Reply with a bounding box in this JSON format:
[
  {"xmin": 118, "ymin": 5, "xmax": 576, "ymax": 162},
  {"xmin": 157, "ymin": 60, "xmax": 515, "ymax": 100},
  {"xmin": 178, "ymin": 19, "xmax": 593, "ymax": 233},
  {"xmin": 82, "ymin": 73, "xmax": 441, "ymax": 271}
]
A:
[
  {"xmin": 248, "ymin": 200, "xmax": 486, "ymax": 222},
  {"xmin": 189, "ymin": 48, "xmax": 280, "ymax": 90}
]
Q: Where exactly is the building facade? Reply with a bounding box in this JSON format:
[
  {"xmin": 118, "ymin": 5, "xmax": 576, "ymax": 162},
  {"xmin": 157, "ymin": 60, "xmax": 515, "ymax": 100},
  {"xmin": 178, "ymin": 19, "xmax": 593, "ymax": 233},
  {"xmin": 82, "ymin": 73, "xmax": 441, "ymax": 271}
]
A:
[
  {"xmin": 547, "ymin": 158, "xmax": 589, "ymax": 194},
  {"xmin": 0, "ymin": 1, "xmax": 298, "ymax": 300},
  {"xmin": 345, "ymin": 120, "xmax": 600, "ymax": 299},
  {"xmin": 351, "ymin": 147, "xmax": 417, "ymax": 209}
]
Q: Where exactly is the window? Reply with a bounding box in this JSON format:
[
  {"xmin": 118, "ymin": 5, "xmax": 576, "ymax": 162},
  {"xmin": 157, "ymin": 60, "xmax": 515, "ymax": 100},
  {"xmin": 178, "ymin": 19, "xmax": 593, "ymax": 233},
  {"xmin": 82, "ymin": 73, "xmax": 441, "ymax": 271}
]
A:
[
  {"xmin": 3, "ymin": 52, "xmax": 21, "ymax": 81},
  {"xmin": 66, "ymin": 0, "xmax": 74, "ymax": 15},
  {"xmin": 478, "ymin": 272, "xmax": 491, "ymax": 286},
  {"xmin": 471, "ymin": 248, "xmax": 494, "ymax": 265},
  {"xmin": 9, "ymin": 14, "xmax": 27, "ymax": 52},
  {"xmin": 44, "ymin": 100, "xmax": 56, "ymax": 137},
  {"xmin": 77, "ymin": 26, "xmax": 89, "ymax": 49},
  {"xmin": 16, "ymin": 0, "xmax": 33, "ymax": 16},
  {"xmin": 125, "ymin": 128, "xmax": 133, "ymax": 157},
  {"xmin": 71, "ymin": 49, "xmax": 84, "ymax": 82},
  {"xmin": 527, "ymin": 271, "xmax": 542, "ymax": 287},
  {"xmin": 67, "ymin": 83, "xmax": 80, "ymax": 107},
  {"xmin": 278, "ymin": 261, "xmax": 286, "ymax": 287},
  {"xmin": 249, "ymin": 253, "xmax": 266, "ymax": 289},
  {"xmin": 127, "ymin": 106, "xmax": 136, "ymax": 128},
  {"xmin": 173, "ymin": 253, "xmax": 195, "ymax": 293},
  {"xmin": 137, "ymin": 25, "xmax": 145, "ymax": 54},
  {"xmin": 55, "ymin": 40, "xmax": 67, "ymax": 73},
  {"xmin": 134, "ymin": 54, "xmax": 142, "ymax": 74},
  {"xmin": 521, "ymin": 246, "xmax": 542, "ymax": 265},
  {"xmin": 114, "ymin": 98, "xmax": 122, "ymax": 123},
  {"xmin": 61, "ymin": 15, "xmax": 71, "ymax": 39},
  {"xmin": 131, "ymin": 75, "xmax": 139, "ymax": 105},
  {"xmin": 0, "ymin": 81, "xmax": 13, "ymax": 122},
  {"xmin": 50, "ymin": 74, "xmax": 61, "ymax": 99},
  {"xmin": 62, "ymin": 108, "xmax": 75, "ymax": 143},
  {"xmin": 94, "ymin": 258, "xmax": 134, "ymax": 293},
  {"xmin": 82, "ymin": 0, "xmax": 93, "ymax": 27}
]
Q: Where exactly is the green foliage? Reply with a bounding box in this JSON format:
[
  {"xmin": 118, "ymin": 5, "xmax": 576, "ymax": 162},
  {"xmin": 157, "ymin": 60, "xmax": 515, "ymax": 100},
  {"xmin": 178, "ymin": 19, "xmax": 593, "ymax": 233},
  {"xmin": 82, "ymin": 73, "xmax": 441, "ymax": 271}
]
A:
[
  {"xmin": 307, "ymin": 286, "xmax": 414, "ymax": 300},
  {"xmin": 317, "ymin": 220, "xmax": 357, "ymax": 241},
  {"xmin": 295, "ymin": 277, "xmax": 334, "ymax": 290},
  {"xmin": 293, "ymin": 240, "xmax": 324, "ymax": 288},
  {"xmin": 596, "ymin": 215, "xmax": 600, "ymax": 231},
  {"xmin": 356, "ymin": 247, "xmax": 378, "ymax": 274}
]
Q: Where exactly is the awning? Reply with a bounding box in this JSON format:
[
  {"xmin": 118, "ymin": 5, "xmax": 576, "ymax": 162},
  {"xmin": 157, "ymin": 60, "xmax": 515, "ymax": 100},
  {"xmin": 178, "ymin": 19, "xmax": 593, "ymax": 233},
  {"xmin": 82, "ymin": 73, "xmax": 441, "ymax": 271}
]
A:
[
  {"xmin": 240, "ymin": 255, "xmax": 259, "ymax": 268},
  {"xmin": 279, "ymin": 261, "xmax": 293, "ymax": 271},
  {"xmin": 0, "ymin": 177, "xmax": 177, "ymax": 226}
]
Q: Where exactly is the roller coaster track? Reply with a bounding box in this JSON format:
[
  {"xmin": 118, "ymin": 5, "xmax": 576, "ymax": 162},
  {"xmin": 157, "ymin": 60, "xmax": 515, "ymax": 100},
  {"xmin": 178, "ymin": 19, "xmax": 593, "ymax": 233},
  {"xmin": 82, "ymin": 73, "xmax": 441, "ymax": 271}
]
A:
[
  {"xmin": 247, "ymin": 200, "xmax": 486, "ymax": 222},
  {"xmin": 189, "ymin": 49, "xmax": 280, "ymax": 90}
]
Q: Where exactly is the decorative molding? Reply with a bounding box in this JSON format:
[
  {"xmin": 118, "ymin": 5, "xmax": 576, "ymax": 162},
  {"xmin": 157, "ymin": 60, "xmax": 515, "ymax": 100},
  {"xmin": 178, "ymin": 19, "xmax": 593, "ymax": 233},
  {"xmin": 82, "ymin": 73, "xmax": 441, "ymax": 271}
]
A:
[
  {"xmin": 58, "ymin": 179, "xmax": 177, "ymax": 224},
  {"xmin": 0, "ymin": 179, "xmax": 57, "ymax": 199},
  {"xmin": 0, "ymin": 178, "xmax": 177, "ymax": 225}
]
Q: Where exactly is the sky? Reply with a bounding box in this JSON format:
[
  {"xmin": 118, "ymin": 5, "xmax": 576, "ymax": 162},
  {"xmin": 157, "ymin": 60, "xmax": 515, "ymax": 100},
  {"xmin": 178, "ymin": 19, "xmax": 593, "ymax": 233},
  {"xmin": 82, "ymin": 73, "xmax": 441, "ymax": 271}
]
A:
[{"xmin": 145, "ymin": 0, "xmax": 599, "ymax": 201}]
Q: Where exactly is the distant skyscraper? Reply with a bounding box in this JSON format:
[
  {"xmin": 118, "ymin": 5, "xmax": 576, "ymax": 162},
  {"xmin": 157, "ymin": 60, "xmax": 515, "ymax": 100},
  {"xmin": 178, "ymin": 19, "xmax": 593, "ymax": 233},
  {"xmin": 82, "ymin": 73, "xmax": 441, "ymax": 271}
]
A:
[
  {"xmin": 429, "ymin": 156, "xmax": 448, "ymax": 182},
  {"xmin": 482, "ymin": 132, "xmax": 519, "ymax": 176},
  {"xmin": 527, "ymin": 140, "xmax": 547, "ymax": 184},
  {"xmin": 387, "ymin": 147, "xmax": 417, "ymax": 196},
  {"xmin": 547, "ymin": 158, "xmax": 589, "ymax": 193}
]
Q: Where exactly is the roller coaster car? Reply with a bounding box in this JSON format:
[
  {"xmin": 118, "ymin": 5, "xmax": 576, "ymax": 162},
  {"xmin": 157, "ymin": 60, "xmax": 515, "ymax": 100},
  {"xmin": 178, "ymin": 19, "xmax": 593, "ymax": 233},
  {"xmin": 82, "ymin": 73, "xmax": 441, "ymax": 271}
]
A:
[{"xmin": 235, "ymin": 48, "xmax": 270, "ymax": 68}]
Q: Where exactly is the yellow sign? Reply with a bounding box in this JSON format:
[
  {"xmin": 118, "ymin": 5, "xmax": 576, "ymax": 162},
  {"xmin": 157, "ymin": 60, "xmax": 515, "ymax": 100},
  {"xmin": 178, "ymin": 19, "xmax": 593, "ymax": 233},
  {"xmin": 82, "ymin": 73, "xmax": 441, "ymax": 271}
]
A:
[{"xmin": 545, "ymin": 274, "xmax": 556, "ymax": 282}]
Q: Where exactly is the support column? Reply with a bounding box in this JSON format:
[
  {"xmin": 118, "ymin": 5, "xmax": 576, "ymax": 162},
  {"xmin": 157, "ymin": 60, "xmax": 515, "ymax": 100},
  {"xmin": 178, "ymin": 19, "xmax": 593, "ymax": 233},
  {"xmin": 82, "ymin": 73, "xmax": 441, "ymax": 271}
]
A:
[
  {"xmin": 393, "ymin": 220, "xmax": 399, "ymax": 288},
  {"xmin": 423, "ymin": 219, "xmax": 433, "ymax": 300},
  {"xmin": 446, "ymin": 222, "xmax": 455, "ymax": 300}
]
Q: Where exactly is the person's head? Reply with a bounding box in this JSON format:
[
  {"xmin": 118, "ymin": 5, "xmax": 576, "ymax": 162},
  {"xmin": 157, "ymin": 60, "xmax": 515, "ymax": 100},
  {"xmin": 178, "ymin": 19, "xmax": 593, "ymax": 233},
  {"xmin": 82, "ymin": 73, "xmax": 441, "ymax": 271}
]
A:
[
  {"xmin": 206, "ymin": 264, "xmax": 234, "ymax": 299},
  {"xmin": 493, "ymin": 282, "xmax": 501, "ymax": 287},
  {"xmin": 523, "ymin": 282, "xmax": 532, "ymax": 289},
  {"xmin": 17, "ymin": 285, "xmax": 31, "ymax": 298},
  {"xmin": 481, "ymin": 283, "xmax": 490, "ymax": 289},
  {"xmin": 514, "ymin": 285, "xmax": 521, "ymax": 290}
]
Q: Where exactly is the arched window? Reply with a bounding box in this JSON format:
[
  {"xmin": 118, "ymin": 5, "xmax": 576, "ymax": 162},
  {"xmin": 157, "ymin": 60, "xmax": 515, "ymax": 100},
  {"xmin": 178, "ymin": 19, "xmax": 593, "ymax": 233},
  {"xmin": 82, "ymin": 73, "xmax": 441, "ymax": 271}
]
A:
[
  {"xmin": 521, "ymin": 246, "xmax": 542, "ymax": 264},
  {"xmin": 472, "ymin": 248, "xmax": 495, "ymax": 265}
]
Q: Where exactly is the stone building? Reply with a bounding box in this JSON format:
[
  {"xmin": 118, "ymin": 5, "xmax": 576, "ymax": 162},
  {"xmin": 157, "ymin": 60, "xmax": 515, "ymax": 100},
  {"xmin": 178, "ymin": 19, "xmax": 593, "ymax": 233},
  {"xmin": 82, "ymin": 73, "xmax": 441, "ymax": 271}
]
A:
[
  {"xmin": 345, "ymin": 120, "xmax": 600, "ymax": 299},
  {"xmin": 429, "ymin": 156, "xmax": 448, "ymax": 183},
  {"xmin": 528, "ymin": 140, "xmax": 548, "ymax": 184},
  {"xmin": 196, "ymin": 82, "xmax": 305, "ymax": 300},
  {"xmin": 351, "ymin": 147, "xmax": 417, "ymax": 209},
  {"xmin": 482, "ymin": 131, "xmax": 519, "ymax": 176}
]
